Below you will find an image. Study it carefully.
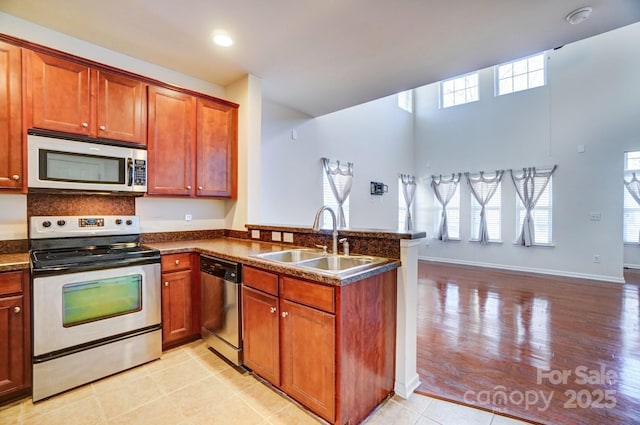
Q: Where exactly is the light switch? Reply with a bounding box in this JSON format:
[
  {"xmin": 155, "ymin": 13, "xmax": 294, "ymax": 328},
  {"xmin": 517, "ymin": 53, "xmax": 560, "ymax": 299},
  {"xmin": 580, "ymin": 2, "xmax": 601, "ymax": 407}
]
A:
[
  {"xmin": 271, "ymin": 231, "xmax": 282, "ymax": 241},
  {"xmin": 251, "ymin": 230, "xmax": 260, "ymax": 239},
  {"xmin": 283, "ymin": 233, "xmax": 294, "ymax": 243}
]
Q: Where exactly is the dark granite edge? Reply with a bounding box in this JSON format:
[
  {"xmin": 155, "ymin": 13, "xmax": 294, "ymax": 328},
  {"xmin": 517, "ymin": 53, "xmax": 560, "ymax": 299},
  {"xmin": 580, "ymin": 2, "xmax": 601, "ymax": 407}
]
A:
[
  {"xmin": 245, "ymin": 224, "xmax": 426, "ymax": 240},
  {"xmin": 0, "ymin": 253, "xmax": 31, "ymax": 271}
]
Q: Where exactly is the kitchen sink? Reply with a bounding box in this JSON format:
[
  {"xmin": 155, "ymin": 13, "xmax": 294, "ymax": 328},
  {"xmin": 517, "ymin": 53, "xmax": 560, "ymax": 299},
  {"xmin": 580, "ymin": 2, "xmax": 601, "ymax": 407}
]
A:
[
  {"xmin": 296, "ymin": 255, "xmax": 378, "ymax": 271},
  {"xmin": 256, "ymin": 249, "xmax": 326, "ymax": 263},
  {"xmin": 254, "ymin": 249, "xmax": 387, "ymax": 275}
]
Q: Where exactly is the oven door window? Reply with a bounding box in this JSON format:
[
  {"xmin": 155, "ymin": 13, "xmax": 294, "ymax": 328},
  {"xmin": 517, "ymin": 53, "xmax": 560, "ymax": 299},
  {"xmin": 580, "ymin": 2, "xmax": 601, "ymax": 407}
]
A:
[
  {"xmin": 40, "ymin": 149, "xmax": 125, "ymax": 185},
  {"xmin": 62, "ymin": 275, "xmax": 142, "ymax": 327}
]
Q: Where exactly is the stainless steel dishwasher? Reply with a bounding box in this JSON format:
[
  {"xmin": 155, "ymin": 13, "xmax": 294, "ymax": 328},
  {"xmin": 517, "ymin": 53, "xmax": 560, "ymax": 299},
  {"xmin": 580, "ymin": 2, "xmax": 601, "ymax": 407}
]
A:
[{"xmin": 200, "ymin": 255, "xmax": 243, "ymax": 366}]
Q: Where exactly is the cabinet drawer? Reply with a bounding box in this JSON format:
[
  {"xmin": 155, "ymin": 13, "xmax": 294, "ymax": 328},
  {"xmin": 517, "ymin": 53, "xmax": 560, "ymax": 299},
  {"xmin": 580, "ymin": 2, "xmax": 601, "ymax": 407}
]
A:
[
  {"xmin": 0, "ymin": 271, "xmax": 24, "ymax": 296},
  {"xmin": 161, "ymin": 253, "xmax": 192, "ymax": 273},
  {"xmin": 281, "ymin": 277, "xmax": 334, "ymax": 313},
  {"xmin": 243, "ymin": 267, "xmax": 278, "ymax": 296}
]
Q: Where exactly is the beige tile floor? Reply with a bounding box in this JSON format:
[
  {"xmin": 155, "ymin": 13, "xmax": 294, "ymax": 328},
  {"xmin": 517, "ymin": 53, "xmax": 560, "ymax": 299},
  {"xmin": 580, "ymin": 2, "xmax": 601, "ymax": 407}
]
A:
[{"xmin": 0, "ymin": 341, "xmax": 532, "ymax": 425}]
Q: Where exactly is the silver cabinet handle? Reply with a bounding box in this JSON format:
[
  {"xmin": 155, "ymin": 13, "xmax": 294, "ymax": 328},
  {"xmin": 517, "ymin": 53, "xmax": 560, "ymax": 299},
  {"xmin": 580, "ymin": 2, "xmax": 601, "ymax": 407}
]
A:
[
  {"xmin": 99, "ymin": 125, "xmax": 106, "ymax": 130},
  {"xmin": 281, "ymin": 312, "xmax": 289, "ymax": 318},
  {"xmin": 164, "ymin": 281, "xmax": 169, "ymax": 287},
  {"xmin": 198, "ymin": 186, "xmax": 203, "ymax": 190},
  {"xmin": 270, "ymin": 307, "xmax": 276, "ymax": 314},
  {"xmin": 81, "ymin": 122, "xmax": 89, "ymax": 128},
  {"xmin": 13, "ymin": 306, "xmax": 21, "ymax": 313},
  {"xmin": 175, "ymin": 259, "xmax": 180, "ymax": 265},
  {"xmin": 186, "ymin": 185, "xmax": 192, "ymax": 190},
  {"xmin": 11, "ymin": 175, "xmax": 19, "ymax": 181}
]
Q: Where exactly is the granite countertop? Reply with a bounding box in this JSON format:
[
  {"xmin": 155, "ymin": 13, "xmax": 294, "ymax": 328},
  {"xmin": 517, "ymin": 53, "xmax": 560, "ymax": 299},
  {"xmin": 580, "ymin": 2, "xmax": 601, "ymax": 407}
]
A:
[
  {"xmin": 145, "ymin": 238, "xmax": 400, "ymax": 286},
  {"xmin": 0, "ymin": 253, "xmax": 30, "ymax": 272}
]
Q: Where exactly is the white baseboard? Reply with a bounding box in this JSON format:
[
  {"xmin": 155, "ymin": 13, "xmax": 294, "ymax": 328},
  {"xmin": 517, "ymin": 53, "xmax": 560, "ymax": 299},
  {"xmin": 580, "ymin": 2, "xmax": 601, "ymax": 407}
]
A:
[
  {"xmin": 394, "ymin": 374, "xmax": 421, "ymax": 400},
  {"xmin": 419, "ymin": 256, "xmax": 625, "ymax": 284}
]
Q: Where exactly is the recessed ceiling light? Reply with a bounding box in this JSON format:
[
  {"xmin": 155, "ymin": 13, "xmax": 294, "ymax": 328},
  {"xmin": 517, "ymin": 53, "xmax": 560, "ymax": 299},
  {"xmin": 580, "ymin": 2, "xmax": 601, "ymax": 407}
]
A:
[
  {"xmin": 213, "ymin": 33, "xmax": 233, "ymax": 47},
  {"xmin": 566, "ymin": 7, "xmax": 592, "ymax": 25}
]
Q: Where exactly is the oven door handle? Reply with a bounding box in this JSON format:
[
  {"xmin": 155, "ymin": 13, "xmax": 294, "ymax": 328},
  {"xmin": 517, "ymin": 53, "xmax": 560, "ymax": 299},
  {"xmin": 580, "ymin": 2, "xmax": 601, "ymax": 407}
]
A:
[{"xmin": 127, "ymin": 158, "xmax": 134, "ymax": 187}]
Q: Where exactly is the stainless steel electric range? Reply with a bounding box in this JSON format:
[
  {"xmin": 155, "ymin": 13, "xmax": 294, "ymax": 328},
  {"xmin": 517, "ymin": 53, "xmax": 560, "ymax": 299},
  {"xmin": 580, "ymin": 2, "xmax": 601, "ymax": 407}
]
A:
[{"xmin": 29, "ymin": 215, "xmax": 161, "ymax": 401}]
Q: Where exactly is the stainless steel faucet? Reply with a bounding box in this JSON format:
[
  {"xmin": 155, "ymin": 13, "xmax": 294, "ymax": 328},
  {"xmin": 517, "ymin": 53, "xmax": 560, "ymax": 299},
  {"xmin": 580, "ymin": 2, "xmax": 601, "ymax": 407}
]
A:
[{"xmin": 312, "ymin": 206, "xmax": 338, "ymax": 255}]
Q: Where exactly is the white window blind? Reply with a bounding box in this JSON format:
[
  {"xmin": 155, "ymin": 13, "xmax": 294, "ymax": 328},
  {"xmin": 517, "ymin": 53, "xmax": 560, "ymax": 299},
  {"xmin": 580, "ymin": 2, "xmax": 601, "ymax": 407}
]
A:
[
  {"xmin": 471, "ymin": 182, "xmax": 502, "ymax": 241},
  {"xmin": 322, "ymin": 166, "xmax": 349, "ymax": 229},
  {"xmin": 435, "ymin": 189, "xmax": 460, "ymax": 239},
  {"xmin": 624, "ymin": 151, "xmax": 640, "ymax": 243},
  {"xmin": 515, "ymin": 177, "xmax": 552, "ymax": 245},
  {"xmin": 441, "ymin": 72, "xmax": 479, "ymax": 108},
  {"xmin": 496, "ymin": 52, "xmax": 546, "ymax": 96}
]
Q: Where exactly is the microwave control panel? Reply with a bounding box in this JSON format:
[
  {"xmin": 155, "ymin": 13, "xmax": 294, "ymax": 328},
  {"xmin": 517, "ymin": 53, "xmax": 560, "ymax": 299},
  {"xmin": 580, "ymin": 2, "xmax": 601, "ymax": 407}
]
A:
[{"xmin": 133, "ymin": 159, "xmax": 147, "ymax": 186}]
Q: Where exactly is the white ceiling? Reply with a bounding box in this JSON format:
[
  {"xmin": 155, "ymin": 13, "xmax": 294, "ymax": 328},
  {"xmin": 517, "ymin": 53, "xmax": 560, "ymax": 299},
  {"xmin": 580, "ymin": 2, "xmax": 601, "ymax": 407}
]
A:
[{"xmin": 1, "ymin": 0, "xmax": 639, "ymax": 117}]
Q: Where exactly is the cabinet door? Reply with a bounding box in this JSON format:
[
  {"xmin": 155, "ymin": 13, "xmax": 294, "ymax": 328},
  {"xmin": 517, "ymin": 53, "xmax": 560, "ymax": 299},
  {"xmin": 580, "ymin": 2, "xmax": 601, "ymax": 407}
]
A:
[
  {"xmin": 196, "ymin": 98, "xmax": 237, "ymax": 198},
  {"xmin": 147, "ymin": 86, "xmax": 195, "ymax": 196},
  {"xmin": 26, "ymin": 51, "xmax": 92, "ymax": 135},
  {"xmin": 242, "ymin": 286, "xmax": 280, "ymax": 386},
  {"xmin": 161, "ymin": 270, "xmax": 193, "ymax": 347},
  {"xmin": 96, "ymin": 71, "xmax": 146, "ymax": 144},
  {"xmin": 281, "ymin": 299, "xmax": 335, "ymax": 422},
  {"xmin": 0, "ymin": 295, "xmax": 25, "ymax": 396},
  {"xmin": 0, "ymin": 41, "xmax": 23, "ymax": 190}
]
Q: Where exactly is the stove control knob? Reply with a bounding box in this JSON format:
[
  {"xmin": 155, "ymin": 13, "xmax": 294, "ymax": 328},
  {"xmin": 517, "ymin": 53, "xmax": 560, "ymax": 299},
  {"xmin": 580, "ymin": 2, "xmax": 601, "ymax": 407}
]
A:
[
  {"xmin": 42, "ymin": 221, "xmax": 52, "ymax": 228},
  {"xmin": 57, "ymin": 220, "xmax": 66, "ymax": 227},
  {"xmin": 115, "ymin": 219, "xmax": 123, "ymax": 225},
  {"xmin": 126, "ymin": 219, "xmax": 133, "ymax": 226}
]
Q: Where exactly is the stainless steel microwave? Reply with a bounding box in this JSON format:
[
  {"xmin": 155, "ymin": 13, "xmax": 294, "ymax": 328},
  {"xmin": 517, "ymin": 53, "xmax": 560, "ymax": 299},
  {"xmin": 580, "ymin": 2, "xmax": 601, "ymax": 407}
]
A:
[{"xmin": 28, "ymin": 133, "xmax": 147, "ymax": 194}]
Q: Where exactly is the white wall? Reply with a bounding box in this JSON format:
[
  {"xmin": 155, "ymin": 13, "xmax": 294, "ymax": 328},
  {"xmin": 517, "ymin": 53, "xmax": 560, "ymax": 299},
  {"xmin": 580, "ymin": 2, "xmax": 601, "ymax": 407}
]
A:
[
  {"xmin": 414, "ymin": 22, "xmax": 640, "ymax": 282},
  {"xmin": 260, "ymin": 94, "xmax": 414, "ymax": 229}
]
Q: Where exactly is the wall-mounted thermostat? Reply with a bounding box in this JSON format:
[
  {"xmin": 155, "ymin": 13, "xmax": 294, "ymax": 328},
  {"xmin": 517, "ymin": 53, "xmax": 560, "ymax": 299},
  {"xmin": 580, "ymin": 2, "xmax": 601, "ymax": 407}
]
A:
[{"xmin": 370, "ymin": 181, "xmax": 388, "ymax": 195}]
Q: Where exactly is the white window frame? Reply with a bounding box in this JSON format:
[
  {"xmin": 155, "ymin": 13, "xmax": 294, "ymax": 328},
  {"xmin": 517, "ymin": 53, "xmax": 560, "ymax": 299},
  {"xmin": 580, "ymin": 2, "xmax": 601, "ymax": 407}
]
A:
[
  {"xmin": 440, "ymin": 72, "xmax": 479, "ymax": 108},
  {"xmin": 470, "ymin": 181, "xmax": 502, "ymax": 242},
  {"xmin": 398, "ymin": 90, "xmax": 413, "ymax": 113},
  {"xmin": 322, "ymin": 165, "xmax": 350, "ymax": 229},
  {"xmin": 515, "ymin": 176, "xmax": 553, "ymax": 245},
  {"xmin": 624, "ymin": 151, "xmax": 640, "ymax": 244},
  {"xmin": 495, "ymin": 52, "xmax": 546, "ymax": 96},
  {"xmin": 434, "ymin": 189, "xmax": 460, "ymax": 240}
]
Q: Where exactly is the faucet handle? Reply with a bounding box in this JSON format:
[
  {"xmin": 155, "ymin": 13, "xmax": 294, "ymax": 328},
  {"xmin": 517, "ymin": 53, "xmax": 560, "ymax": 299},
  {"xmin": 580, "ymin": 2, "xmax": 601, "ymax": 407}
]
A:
[{"xmin": 315, "ymin": 244, "xmax": 328, "ymax": 253}]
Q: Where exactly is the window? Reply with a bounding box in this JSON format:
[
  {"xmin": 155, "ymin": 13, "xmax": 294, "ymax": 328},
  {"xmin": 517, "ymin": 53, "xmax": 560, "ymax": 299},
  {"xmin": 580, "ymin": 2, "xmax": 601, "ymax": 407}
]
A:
[
  {"xmin": 515, "ymin": 177, "xmax": 552, "ymax": 245},
  {"xmin": 496, "ymin": 52, "xmax": 546, "ymax": 96},
  {"xmin": 398, "ymin": 90, "xmax": 413, "ymax": 113},
  {"xmin": 441, "ymin": 72, "xmax": 479, "ymax": 108},
  {"xmin": 435, "ymin": 189, "xmax": 460, "ymax": 239},
  {"xmin": 470, "ymin": 182, "xmax": 502, "ymax": 241},
  {"xmin": 624, "ymin": 151, "xmax": 640, "ymax": 243},
  {"xmin": 322, "ymin": 166, "xmax": 350, "ymax": 228}
]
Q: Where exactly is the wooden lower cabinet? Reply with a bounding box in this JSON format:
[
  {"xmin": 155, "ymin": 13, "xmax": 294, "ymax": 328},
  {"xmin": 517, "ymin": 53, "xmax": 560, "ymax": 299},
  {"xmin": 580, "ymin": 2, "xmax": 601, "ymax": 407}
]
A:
[
  {"xmin": 161, "ymin": 253, "xmax": 200, "ymax": 349},
  {"xmin": 242, "ymin": 286, "xmax": 280, "ymax": 385},
  {"xmin": 0, "ymin": 270, "xmax": 30, "ymax": 400},
  {"xmin": 242, "ymin": 266, "xmax": 397, "ymax": 425}
]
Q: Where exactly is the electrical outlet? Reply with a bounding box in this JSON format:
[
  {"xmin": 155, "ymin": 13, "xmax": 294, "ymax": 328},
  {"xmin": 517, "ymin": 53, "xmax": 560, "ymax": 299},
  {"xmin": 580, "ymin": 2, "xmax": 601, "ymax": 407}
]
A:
[
  {"xmin": 251, "ymin": 230, "xmax": 260, "ymax": 239},
  {"xmin": 590, "ymin": 212, "xmax": 601, "ymax": 221},
  {"xmin": 184, "ymin": 213, "xmax": 192, "ymax": 222},
  {"xmin": 271, "ymin": 231, "xmax": 282, "ymax": 242},
  {"xmin": 593, "ymin": 254, "xmax": 600, "ymax": 263},
  {"xmin": 283, "ymin": 233, "xmax": 294, "ymax": 243}
]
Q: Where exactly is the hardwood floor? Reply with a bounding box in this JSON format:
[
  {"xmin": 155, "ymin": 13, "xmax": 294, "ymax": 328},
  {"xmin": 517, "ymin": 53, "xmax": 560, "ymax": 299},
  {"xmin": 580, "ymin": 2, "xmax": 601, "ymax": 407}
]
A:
[{"xmin": 415, "ymin": 261, "xmax": 640, "ymax": 425}]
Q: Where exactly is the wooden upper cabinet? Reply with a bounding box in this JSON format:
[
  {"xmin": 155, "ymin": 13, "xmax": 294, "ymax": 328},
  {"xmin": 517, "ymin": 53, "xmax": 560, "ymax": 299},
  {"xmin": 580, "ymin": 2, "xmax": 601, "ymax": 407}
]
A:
[
  {"xmin": 25, "ymin": 51, "xmax": 146, "ymax": 144},
  {"xmin": 25, "ymin": 50, "xmax": 92, "ymax": 135},
  {"xmin": 196, "ymin": 98, "xmax": 238, "ymax": 198},
  {"xmin": 147, "ymin": 85, "xmax": 196, "ymax": 196},
  {"xmin": 0, "ymin": 41, "xmax": 23, "ymax": 191},
  {"xmin": 96, "ymin": 71, "xmax": 146, "ymax": 144}
]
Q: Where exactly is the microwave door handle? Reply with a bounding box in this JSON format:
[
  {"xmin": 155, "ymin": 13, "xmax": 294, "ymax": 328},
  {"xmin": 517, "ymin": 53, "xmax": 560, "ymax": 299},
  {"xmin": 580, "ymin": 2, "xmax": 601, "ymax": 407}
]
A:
[{"xmin": 127, "ymin": 158, "xmax": 134, "ymax": 186}]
